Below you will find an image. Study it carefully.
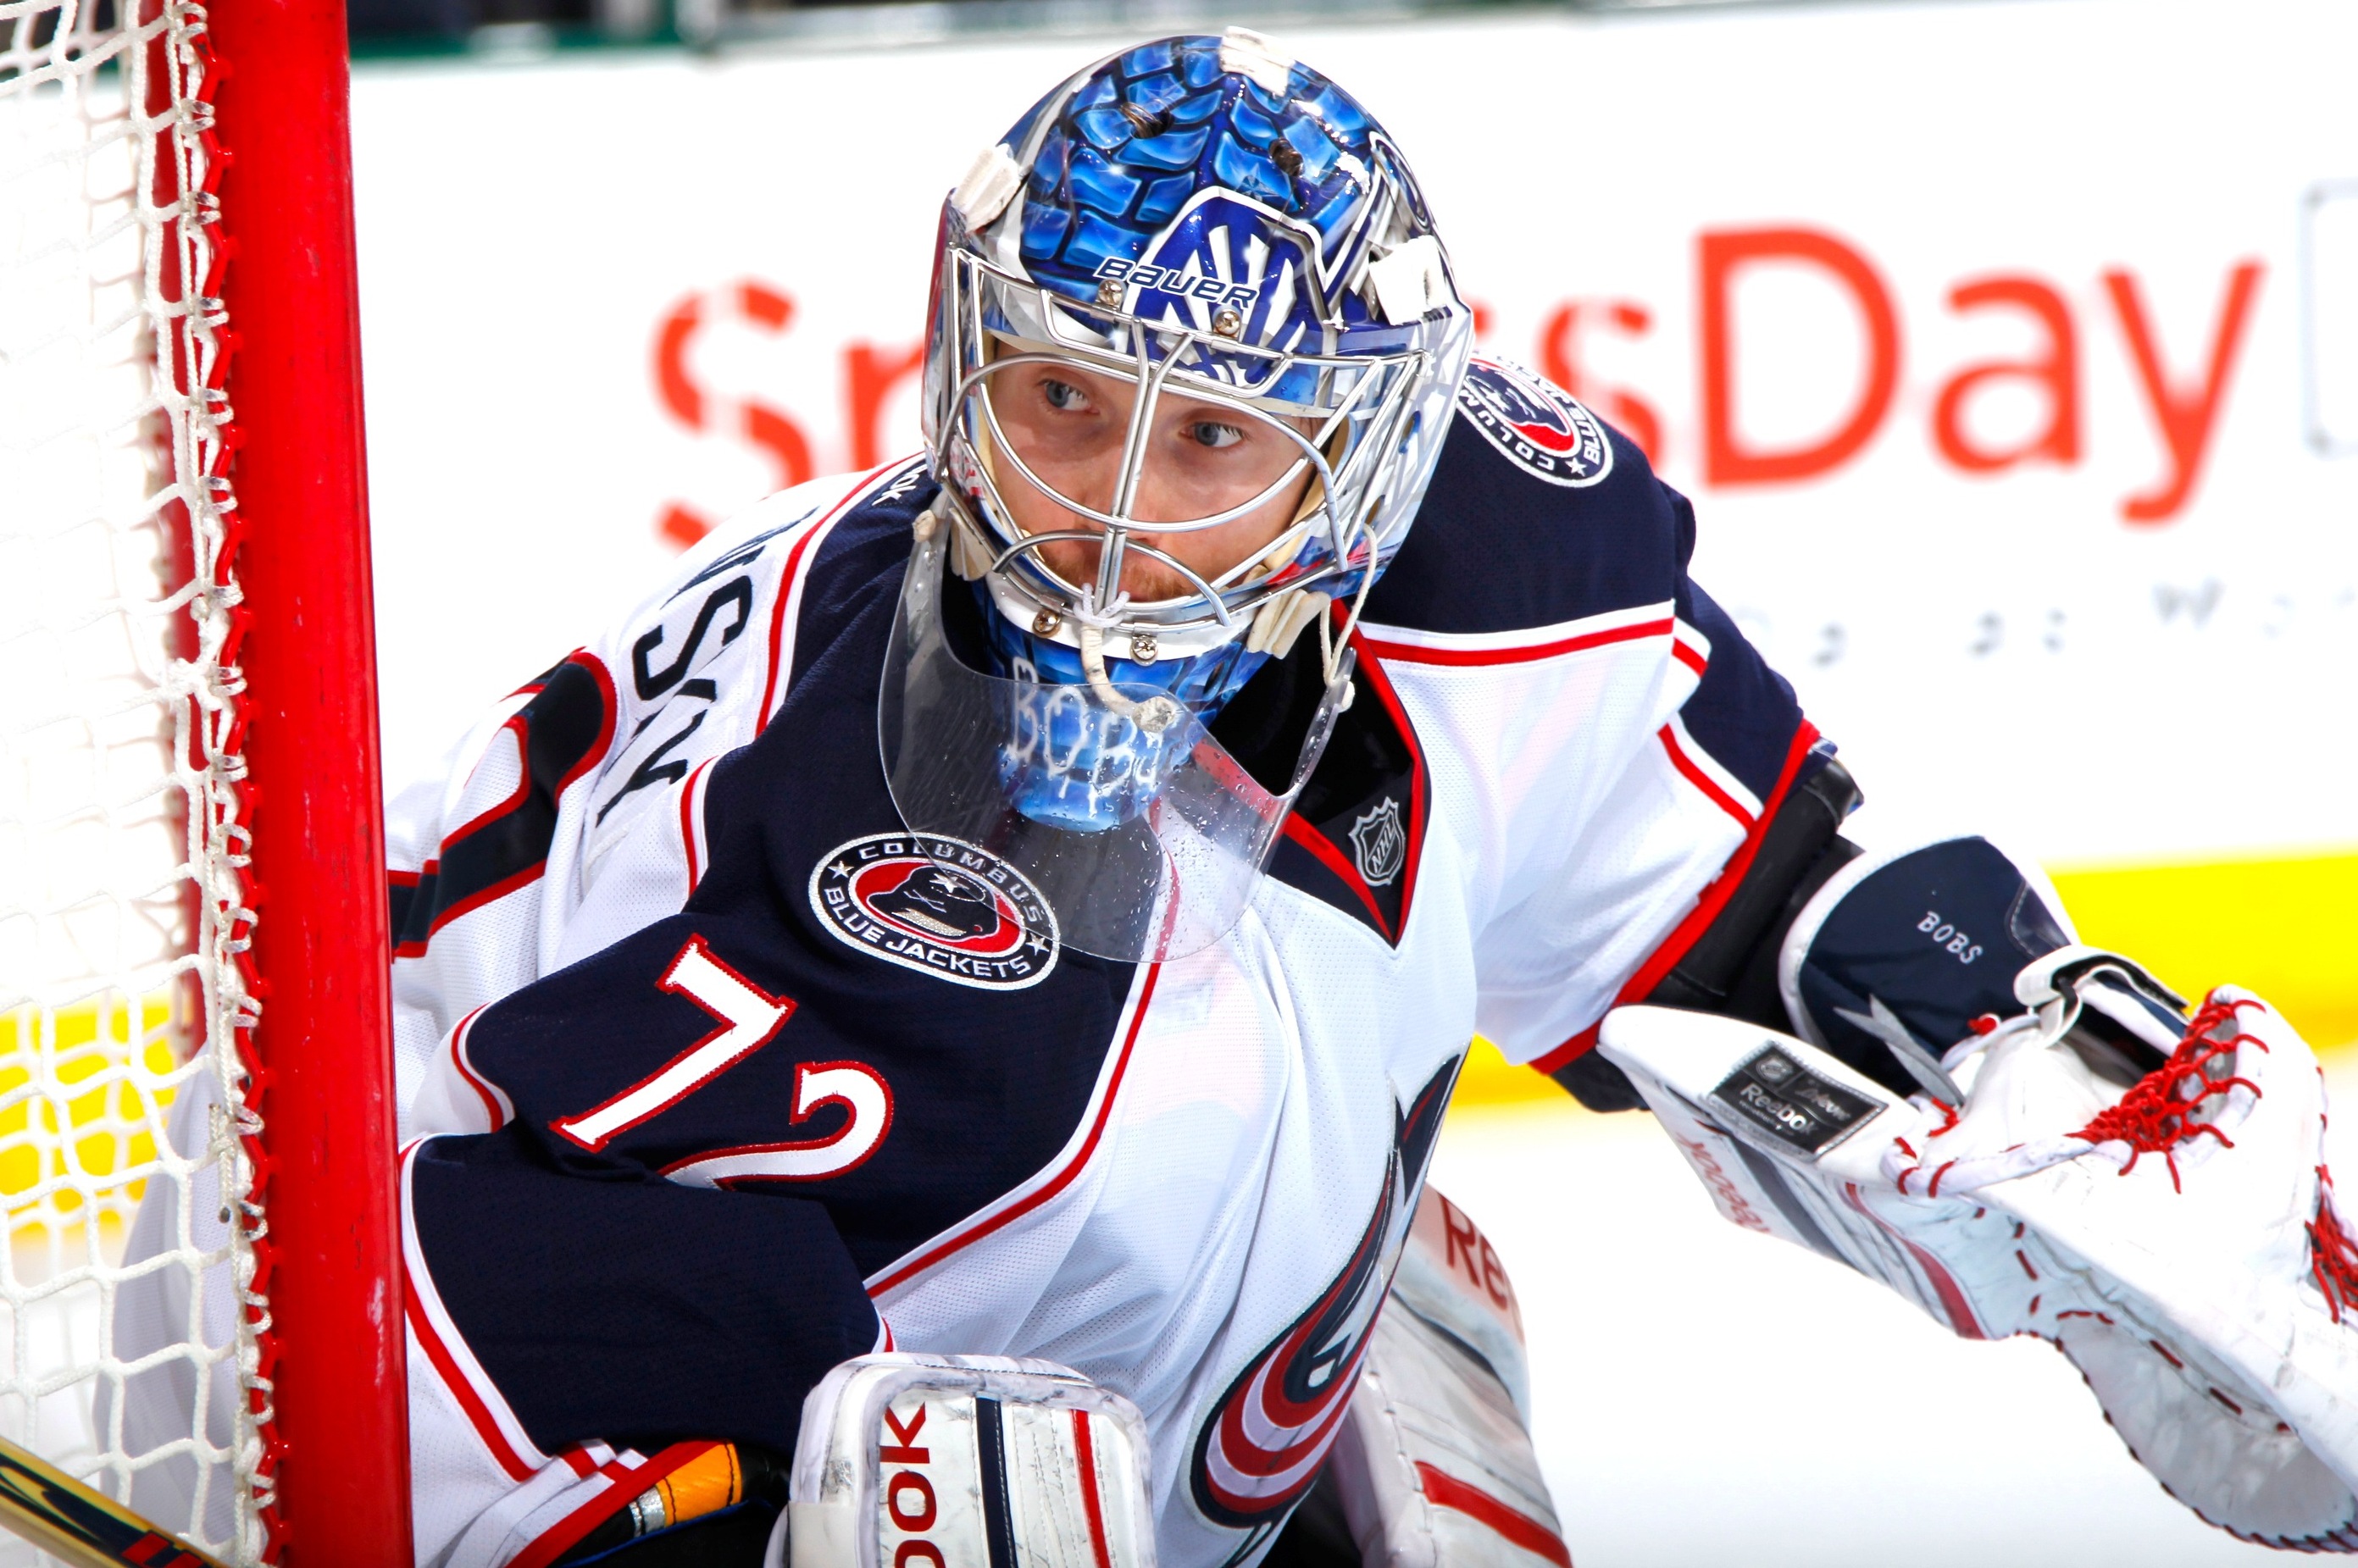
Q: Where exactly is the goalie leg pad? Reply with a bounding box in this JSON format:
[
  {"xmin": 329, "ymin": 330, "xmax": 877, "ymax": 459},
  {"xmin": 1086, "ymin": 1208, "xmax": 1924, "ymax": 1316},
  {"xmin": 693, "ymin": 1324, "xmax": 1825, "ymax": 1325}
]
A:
[{"xmin": 1328, "ymin": 1191, "xmax": 1568, "ymax": 1568}]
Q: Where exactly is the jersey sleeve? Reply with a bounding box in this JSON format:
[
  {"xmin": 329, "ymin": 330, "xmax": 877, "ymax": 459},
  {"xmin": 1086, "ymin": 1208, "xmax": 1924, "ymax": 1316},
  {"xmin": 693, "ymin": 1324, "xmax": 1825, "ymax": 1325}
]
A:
[
  {"xmin": 1358, "ymin": 362, "xmax": 1825, "ymax": 1072},
  {"xmin": 1470, "ymin": 550, "xmax": 1822, "ymax": 1072},
  {"xmin": 400, "ymin": 1120, "xmax": 880, "ymax": 1568},
  {"xmin": 403, "ymin": 1128, "xmax": 879, "ymax": 1459},
  {"xmin": 386, "ymin": 654, "xmax": 621, "ymax": 1126},
  {"xmin": 397, "ymin": 908, "xmax": 888, "ymax": 1563}
]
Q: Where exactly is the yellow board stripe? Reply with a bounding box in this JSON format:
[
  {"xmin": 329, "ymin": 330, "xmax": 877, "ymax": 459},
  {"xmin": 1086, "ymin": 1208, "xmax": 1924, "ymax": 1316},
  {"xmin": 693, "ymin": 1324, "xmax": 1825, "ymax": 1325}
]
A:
[
  {"xmin": 0, "ymin": 1000, "xmax": 181, "ymax": 1231},
  {"xmin": 1450, "ymin": 848, "xmax": 2358, "ymax": 1111},
  {"xmin": 2045, "ymin": 848, "xmax": 2358, "ymax": 1052}
]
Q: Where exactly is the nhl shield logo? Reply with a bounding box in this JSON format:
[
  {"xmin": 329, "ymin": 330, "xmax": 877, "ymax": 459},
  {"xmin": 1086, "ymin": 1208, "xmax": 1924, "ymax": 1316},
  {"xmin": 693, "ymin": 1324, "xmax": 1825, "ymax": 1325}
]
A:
[
  {"xmin": 809, "ymin": 833, "xmax": 1057, "ymax": 991},
  {"xmin": 1456, "ymin": 357, "xmax": 1614, "ymax": 488},
  {"xmin": 1348, "ymin": 798, "xmax": 1406, "ymax": 888}
]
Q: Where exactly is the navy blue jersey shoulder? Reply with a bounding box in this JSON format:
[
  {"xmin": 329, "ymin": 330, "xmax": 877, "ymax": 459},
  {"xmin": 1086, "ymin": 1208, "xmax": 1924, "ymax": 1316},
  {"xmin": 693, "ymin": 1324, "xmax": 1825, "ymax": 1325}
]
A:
[
  {"xmin": 787, "ymin": 463, "xmax": 938, "ymax": 690},
  {"xmin": 1362, "ymin": 377, "xmax": 1689, "ymax": 635},
  {"xmin": 1364, "ymin": 369, "xmax": 1809, "ymax": 806},
  {"xmin": 409, "ymin": 472, "xmax": 1143, "ymax": 1460}
]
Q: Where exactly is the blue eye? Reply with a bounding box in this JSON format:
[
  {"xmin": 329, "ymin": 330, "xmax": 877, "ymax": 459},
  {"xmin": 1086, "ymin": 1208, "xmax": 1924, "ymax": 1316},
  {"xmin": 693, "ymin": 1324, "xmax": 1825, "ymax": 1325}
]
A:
[
  {"xmin": 1187, "ymin": 421, "xmax": 1244, "ymax": 450},
  {"xmin": 1043, "ymin": 379, "xmax": 1089, "ymax": 411}
]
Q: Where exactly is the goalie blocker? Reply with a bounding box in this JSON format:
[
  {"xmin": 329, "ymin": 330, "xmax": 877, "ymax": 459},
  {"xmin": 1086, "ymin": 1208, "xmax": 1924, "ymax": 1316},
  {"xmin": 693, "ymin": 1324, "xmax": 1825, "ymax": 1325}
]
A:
[
  {"xmin": 779, "ymin": 1355, "xmax": 1157, "ymax": 1568},
  {"xmin": 1568, "ymin": 798, "xmax": 2358, "ymax": 1550}
]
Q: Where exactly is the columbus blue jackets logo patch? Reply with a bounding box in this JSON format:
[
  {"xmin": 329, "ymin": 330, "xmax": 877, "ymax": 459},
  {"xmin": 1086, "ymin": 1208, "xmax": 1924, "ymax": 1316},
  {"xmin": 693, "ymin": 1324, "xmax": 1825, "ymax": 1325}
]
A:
[
  {"xmin": 1456, "ymin": 357, "xmax": 1613, "ymax": 488},
  {"xmin": 810, "ymin": 834, "xmax": 1058, "ymax": 991}
]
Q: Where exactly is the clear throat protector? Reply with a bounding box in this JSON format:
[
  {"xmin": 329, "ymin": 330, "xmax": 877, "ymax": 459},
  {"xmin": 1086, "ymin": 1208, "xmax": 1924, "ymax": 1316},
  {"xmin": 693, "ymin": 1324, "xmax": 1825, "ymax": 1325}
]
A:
[{"xmin": 879, "ymin": 516, "xmax": 1350, "ymax": 964}]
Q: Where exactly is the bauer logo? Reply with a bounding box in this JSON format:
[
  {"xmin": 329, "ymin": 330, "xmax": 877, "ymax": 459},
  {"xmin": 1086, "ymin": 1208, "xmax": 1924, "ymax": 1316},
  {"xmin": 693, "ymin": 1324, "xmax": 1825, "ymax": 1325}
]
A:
[
  {"xmin": 810, "ymin": 833, "xmax": 1057, "ymax": 990},
  {"xmin": 1092, "ymin": 257, "xmax": 1262, "ymax": 308},
  {"xmin": 1456, "ymin": 357, "xmax": 1614, "ymax": 488}
]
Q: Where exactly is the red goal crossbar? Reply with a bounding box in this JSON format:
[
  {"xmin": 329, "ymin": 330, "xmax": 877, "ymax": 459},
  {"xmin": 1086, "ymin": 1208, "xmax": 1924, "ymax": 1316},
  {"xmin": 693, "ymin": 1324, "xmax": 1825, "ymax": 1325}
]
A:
[{"xmin": 207, "ymin": 0, "xmax": 413, "ymax": 1557}]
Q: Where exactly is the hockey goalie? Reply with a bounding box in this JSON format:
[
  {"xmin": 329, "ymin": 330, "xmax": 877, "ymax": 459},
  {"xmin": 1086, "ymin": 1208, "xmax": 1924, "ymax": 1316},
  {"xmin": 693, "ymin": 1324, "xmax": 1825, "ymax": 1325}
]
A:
[{"xmin": 110, "ymin": 25, "xmax": 2358, "ymax": 1567}]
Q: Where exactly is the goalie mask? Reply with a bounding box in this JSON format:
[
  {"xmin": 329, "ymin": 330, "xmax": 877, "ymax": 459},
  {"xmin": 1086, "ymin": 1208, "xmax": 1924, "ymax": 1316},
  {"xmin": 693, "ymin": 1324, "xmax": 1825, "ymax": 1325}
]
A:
[{"xmin": 885, "ymin": 29, "xmax": 1473, "ymax": 963}]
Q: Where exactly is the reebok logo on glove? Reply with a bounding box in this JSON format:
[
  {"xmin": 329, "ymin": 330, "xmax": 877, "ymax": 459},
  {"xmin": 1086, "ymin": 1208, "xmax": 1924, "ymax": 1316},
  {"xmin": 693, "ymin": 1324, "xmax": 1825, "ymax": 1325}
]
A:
[{"xmin": 1712, "ymin": 1046, "xmax": 1882, "ymax": 1156}]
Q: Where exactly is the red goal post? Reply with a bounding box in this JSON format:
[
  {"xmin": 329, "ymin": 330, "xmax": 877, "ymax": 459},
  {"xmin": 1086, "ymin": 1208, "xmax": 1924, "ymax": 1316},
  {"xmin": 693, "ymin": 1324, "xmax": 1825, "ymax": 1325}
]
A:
[
  {"xmin": 212, "ymin": 0, "xmax": 413, "ymax": 1559},
  {"xmin": 0, "ymin": 0, "xmax": 410, "ymax": 1556}
]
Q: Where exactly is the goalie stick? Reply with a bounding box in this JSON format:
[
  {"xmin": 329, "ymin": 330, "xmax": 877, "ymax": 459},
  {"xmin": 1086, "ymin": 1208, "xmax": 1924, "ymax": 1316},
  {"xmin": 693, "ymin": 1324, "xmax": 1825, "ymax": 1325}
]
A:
[{"xmin": 0, "ymin": 1432, "xmax": 229, "ymax": 1568}]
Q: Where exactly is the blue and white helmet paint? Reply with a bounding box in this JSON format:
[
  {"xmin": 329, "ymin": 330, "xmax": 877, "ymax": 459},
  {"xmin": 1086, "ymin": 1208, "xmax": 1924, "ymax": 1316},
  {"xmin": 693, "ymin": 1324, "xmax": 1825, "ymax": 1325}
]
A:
[
  {"xmin": 921, "ymin": 28, "xmax": 1474, "ymax": 697},
  {"xmin": 884, "ymin": 31, "xmax": 1468, "ymax": 961}
]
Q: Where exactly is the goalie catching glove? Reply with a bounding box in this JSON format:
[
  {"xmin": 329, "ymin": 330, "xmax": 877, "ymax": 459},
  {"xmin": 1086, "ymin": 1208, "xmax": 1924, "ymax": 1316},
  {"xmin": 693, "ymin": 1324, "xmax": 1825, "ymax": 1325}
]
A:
[{"xmin": 1599, "ymin": 950, "xmax": 2358, "ymax": 1551}]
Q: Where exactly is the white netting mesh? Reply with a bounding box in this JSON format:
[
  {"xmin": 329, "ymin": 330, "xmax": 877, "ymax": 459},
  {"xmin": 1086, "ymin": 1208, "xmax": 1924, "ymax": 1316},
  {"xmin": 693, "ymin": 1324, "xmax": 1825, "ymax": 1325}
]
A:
[{"xmin": 0, "ymin": 0, "xmax": 268, "ymax": 1558}]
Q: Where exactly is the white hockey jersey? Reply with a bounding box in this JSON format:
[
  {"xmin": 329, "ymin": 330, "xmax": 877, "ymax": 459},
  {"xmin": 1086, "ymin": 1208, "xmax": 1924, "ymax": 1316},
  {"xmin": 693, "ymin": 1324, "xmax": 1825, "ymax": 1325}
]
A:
[{"xmin": 380, "ymin": 359, "xmax": 1824, "ymax": 1568}]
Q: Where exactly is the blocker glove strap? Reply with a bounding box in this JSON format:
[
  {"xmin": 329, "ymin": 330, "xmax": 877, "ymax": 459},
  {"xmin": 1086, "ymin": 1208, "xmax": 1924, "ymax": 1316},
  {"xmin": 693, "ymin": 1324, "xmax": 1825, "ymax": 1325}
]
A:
[
  {"xmin": 1599, "ymin": 960, "xmax": 2358, "ymax": 1553},
  {"xmin": 778, "ymin": 1354, "xmax": 1156, "ymax": 1568}
]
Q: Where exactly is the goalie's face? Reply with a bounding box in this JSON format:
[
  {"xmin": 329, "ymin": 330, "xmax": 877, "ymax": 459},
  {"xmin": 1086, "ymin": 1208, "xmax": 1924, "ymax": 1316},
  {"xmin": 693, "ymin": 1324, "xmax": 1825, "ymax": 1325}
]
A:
[
  {"xmin": 884, "ymin": 31, "xmax": 1476, "ymax": 962},
  {"xmin": 989, "ymin": 360, "xmax": 1318, "ymax": 606}
]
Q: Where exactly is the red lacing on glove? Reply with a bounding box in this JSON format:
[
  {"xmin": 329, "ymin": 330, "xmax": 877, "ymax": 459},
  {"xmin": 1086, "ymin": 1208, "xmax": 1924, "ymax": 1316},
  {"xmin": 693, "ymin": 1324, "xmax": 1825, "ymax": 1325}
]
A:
[
  {"xmin": 2307, "ymin": 1169, "xmax": 2358, "ymax": 1324},
  {"xmin": 2070, "ymin": 993, "xmax": 2263, "ymax": 1193}
]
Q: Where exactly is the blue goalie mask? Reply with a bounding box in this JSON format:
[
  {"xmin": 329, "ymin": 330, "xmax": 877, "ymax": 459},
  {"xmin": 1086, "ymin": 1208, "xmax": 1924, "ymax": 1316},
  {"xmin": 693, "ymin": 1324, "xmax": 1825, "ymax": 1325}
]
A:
[{"xmin": 885, "ymin": 28, "xmax": 1471, "ymax": 961}]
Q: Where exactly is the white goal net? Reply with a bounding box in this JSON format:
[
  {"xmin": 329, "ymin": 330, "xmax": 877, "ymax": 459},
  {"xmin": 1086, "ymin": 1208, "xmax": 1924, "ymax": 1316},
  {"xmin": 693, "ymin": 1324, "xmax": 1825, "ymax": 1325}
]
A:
[{"xmin": 0, "ymin": 0, "xmax": 268, "ymax": 1556}]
